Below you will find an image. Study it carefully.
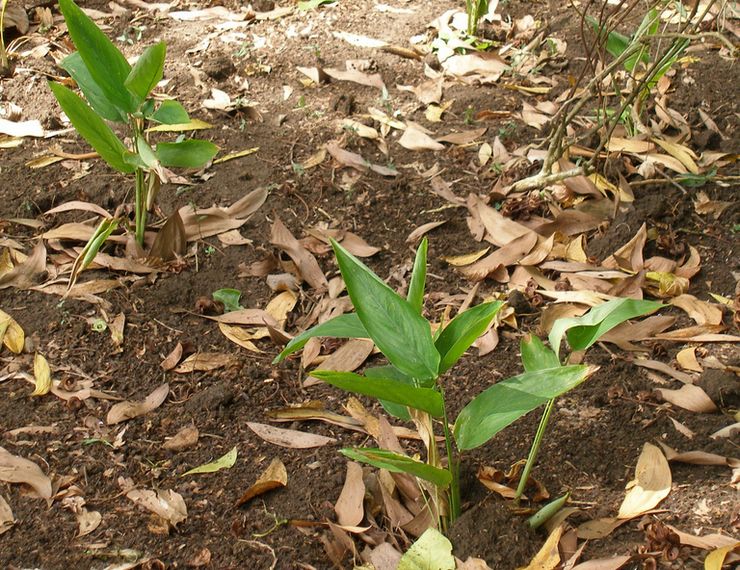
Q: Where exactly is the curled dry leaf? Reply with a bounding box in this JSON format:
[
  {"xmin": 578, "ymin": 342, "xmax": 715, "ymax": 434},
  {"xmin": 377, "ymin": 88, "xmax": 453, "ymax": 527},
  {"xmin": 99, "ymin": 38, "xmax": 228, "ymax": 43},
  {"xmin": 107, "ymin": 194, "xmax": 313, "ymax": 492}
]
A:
[
  {"xmin": 109, "ymin": 312, "xmax": 125, "ymax": 348},
  {"xmin": 174, "ymin": 352, "xmax": 236, "ymax": 373},
  {"xmin": 676, "ymin": 347, "xmax": 702, "ymax": 372},
  {"xmin": 306, "ymin": 339, "xmax": 374, "ymax": 386},
  {"xmin": 178, "ymin": 187, "xmax": 267, "ymax": 242},
  {"xmin": 326, "ymin": 141, "xmax": 398, "ymax": 177},
  {"xmin": 126, "ymin": 488, "xmax": 187, "ymax": 528},
  {"xmin": 163, "ymin": 425, "xmax": 199, "ymax": 451},
  {"xmin": 520, "ymin": 525, "xmax": 562, "ymax": 570},
  {"xmin": 32, "ymin": 353, "xmax": 52, "ymax": 396},
  {"xmin": 655, "ymin": 384, "xmax": 718, "ymax": 413},
  {"xmin": 235, "ymin": 457, "xmax": 288, "ymax": 507},
  {"xmin": 0, "ymin": 309, "xmax": 24, "ymax": 354},
  {"xmin": 406, "ymin": 221, "xmax": 447, "ymax": 243},
  {"xmin": 0, "ymin": 494, "xmax": 14, "ymax": 535},
  {"xmin": 246, "ymin": 422, "xmax": 336, "ymax": 449},
  {"xmin": 0, "ymin": 447, "xmax": 52, "ymax": 499},
  {"xmin": 107, "ymin": 383, "xmax": 169, "ymax": 425},
  {"xmin": 271, "ymin": 217, "xmax": 328, "ymax": 292},
  {"xmin": 160, "ymin": 342, "xmax": 185, "ymax": 370},
  {"xmin": 711, "ymin": 422, "xmax": 740, "ymax": 439},
  {"xmin": 670, "ymin": 295, "xmax": 723, "ymax": 326},
  {"xmin": 62, "ymin": 496, "xmax": 102, "ymax": 537},
  {"xmin": 399, "ymin": 124, "xmax": 445, "ymax": 151},
  {"xmin": 669, "ymin": 417, "xmax": 695, "ymax": 439},
  {"xmin": 658, "ymin": 442, "xmax": 740, "ymax": 470},
  {"xmin": 0, "ymin": 241, "xmax": 47, "ymax": 290},
  {"xmin": 334, "ymin": 462, "xmax": 365, "ymax": 527},
  {"xmin": 617, "ymin": 443, "xmax": 671, "ymax": 519}
]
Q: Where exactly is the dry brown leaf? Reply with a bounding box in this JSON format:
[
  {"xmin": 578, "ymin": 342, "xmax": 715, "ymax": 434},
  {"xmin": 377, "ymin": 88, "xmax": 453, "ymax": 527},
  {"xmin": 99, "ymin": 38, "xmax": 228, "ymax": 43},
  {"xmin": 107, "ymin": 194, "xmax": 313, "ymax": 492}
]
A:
[
  {"xmin": 520, "ymin": 525, "xmax": 562, "ymax": 570},
  {"xmin": 442, "ymin": 53, "xmax": 506, "ymax": 82},
  {"xmin": 669, "ymin": 417, "xmax": 695, "ymax": 439},
  {"xmin": 235, "ymin": 458, "xmax": 288, "ymax": 507},
  {"xmin": 676, "ymin": 347, "xmax": 702, "ymax": 372},
  {"xmin": 308, "ymin": 228, "xmax": 381, "ymax": 258},
  {"xmin": 577, "ymin": 517, "xmax": 629, "ymax": 539},
  {"xmin": 606, "ymin": 137, "xmax": 655, "ymax": 154},
  {"xmin": 0, "ymin": 309, "xmax": 25, "ymax": 354},
  {"xmin": 325, "ymin": 141, "xmax": 398, "ymax": 177},
  {"xmin": 163, "ymin": 425, "xmax": 199, "ymax": 451},
  {"xmin": 655, "ymin": 384, "xmax": 718, "ymax": 413},
  {"xmin": 271, "ymin": 217, "xmax": 328, "ymax": 292},
  {"xmin": 179, "ymin": 187, "xmax": 267, "ymax": 241},
  {"xmin": 106, "ymin": 383, "xmax": 169, "ymax": 425},
  {"xmin": 126, "ymin": 488, "xmax": 187, "ymax": 527},
  {"xmin": 149, "ymin": 210, "xmax": 186, "ymax": 262},
  {"xmin": 62, "ymin": 496, "xmax": 102, "ymax": 537},
  {"xmin": 598, "ymin": 316, "xmax": 676, "ymax": 351},
  {"xmin": 306, "ymin": 339, "xmax": 374, "ymax": 386},
  {"xmin": 442, "ymin": 248, "xmax": 490, "ymax": 267},
  {"xmin": 634, "ymin": 359, "xmax": 695, "ymax": 384},
  {"xmin": 399, "ymin": 124, "xmax": 445, "ymax": 151},
  {"xmin": 694, "ymin": 191, "xmax": 731, "ymax": 219},
  {"xmin": 652, "ymin": 138, "xmax": 699, "ymax": 174},
  {"xmin": 174, "ymin": 352, "xmax": 236, "ymax": 373},
  {"xmin": 407, "ymin": 221, "xmax": 447, "ymax": 243},
  {"xmin": 658, "ymin": 442, "xmax": 740, "ymax": 469},
  {"xmin": 617, "ymin": 443, "xmax": 671, "ymax": 519},
  {"xmin": 109, "ymin": 312, "xmax": 125, "ymax": 348},
  {"xmin": 0, "ymin": 494, "xmax": 13, "ymax": 535},
  {"xmin": 0, "ymin": 241, "xmax": 47, "ymax": 290},
  {"xmin": 460, "ymin": 232, "xmax": 539, "ymax": 282},
  {"xmin": 436, "ymin": 127, "xmax": 487, "ymax": 145},
  {"xmin": 467, "ymin": 194, "xmax": 531, "ymax": 247},
  {"xmin": 665, "ymin": 525, "xmax": 739, "ymax": 550},
  {"xmin": 246, "ymin": 422, "xmax": 335, "ymax": 449},
  {"xmin": 266, "ymin": 405, "xmax": 365, "ymax": 434},
  {"xmin": 31, "ymin": 353, "xmax": 52, "ymax": 397},
  {"xmin": 334, "ymin": 462, "xmax": 365, "ymax": 527},
  {"xmin": 570, "ymin": 555, "xmax": 632, "ymax": 570},
  {"xmin": 711, "ymin": 422, "xmax": 740, "ymax": 439},
  {"xmin": 521, "ymin": 102, "xmax": 550, "ymax": 130},
  {"xmin": 218, "ymin": 323, "xmax": 262, "ymax": 353},
  {"xmin": 324, "ymin": 67, "xmax": 386, "ymax": 91},
  {"xmin": 161, "ymin": 342, "xmax": 185, "ymax": 371},
  {"xmin": 670, "ymin": 295, "xmax": 723, "ymax": 326},
  {"xmin": 0, "ymin": 447, "xmax": 52, "ymax": 499}
]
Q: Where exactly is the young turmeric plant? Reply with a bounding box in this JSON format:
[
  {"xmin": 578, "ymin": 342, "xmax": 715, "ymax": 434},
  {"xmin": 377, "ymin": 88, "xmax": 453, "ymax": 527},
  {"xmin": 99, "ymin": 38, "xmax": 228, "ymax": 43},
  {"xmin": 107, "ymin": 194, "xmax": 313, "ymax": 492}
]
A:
[
  {"xmin": 274, "ymin": 238, "xmax": 664, "ymax": 528},
  {"xmin": 49, "ymin": 0, "xmax": 217, "ymax": 264}
]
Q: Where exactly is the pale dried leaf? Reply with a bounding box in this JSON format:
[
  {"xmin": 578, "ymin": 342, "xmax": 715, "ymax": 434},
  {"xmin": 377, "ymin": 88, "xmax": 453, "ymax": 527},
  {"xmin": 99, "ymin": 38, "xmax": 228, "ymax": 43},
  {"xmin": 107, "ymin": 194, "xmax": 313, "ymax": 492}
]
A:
[
  {"xmin": 324, "ymin": 67, "xmax": 386, "ymax": 91},
  {"xmin": 163, "ymin": 425, "xmax": 199, "ymax": 451},
  {"xmin": 520, "ymin": 525, "xmax": 562, "ymax": 570},
  {"xmin": 174, "ymin": 352, "xmax": 236, "ymax": 373},
  {"xmin": 436, "ymin": 127, "xmax": 487, "ymax": 145},
  {"xmin": 0, "ymin": 447, "xmax": 52, "ymax": 499},
  {"xmin": 306, "ymin": 339, "xmax": 374, "ymax": 386},
  {"xmin": 670, "ymin": 295, "xmax": 723, "ymax": 326},
  {"xmin": 570, "ymin": 556, "xmax": 631, "ymax": 570},
  {"xmin": 617, "ymin": 443, "xmax": 671, "ymax": 519},
  {"xmin": 399, "ymin": 125, "xmax": 445, "ymax": 151},
  {"xmin": 407, "ymin": 221, "xmax": 447, "ymax": 243},
  {"xmin": 0, "ymin": 242, "xmax": 47, "ymax": 290},
  {"xmin": 669, "ymin": 417, "xmax": 695, "ymax": 439},
  {"xmin": 126, "ymin": 488, "xmax": 187, "ymax": 527},
  {"xmin": 0, "ymin": 494, "xmax": 13, "ymax": 535},
  {"xmin": 246, "ymin": 422, "xmax": 335, "ymax": 448},
  {"xmin": 335, "ymin": 462, "xmax": 365, "ymax": 527},
  {"xmin": 31, "ymin": 353, "xmax": 52, "ymax": 396},
  {"xmin": 656, "ymin": 384, "xmax": 718, "ymax": 413},
  {"xmin": 161, "ymin": 342, "xmax": 184, "ymax": 370},
  {"xmin": 271, "ymin": 217, "xmax": 329, "ymax": 292},
  {"xmin": 676, "ymin": 347, "xmax": 702, "ymax": 372},
  {"xmin": 106, "ymin": 383, "xmax": 169, "ymax": 425},
  {"xmin": 442, "ymin": 248, "xmax": 490, "ymax": 267},
  {"xmin": 179, "ymin": 187, "xmax": 267, "ymax": 241}
]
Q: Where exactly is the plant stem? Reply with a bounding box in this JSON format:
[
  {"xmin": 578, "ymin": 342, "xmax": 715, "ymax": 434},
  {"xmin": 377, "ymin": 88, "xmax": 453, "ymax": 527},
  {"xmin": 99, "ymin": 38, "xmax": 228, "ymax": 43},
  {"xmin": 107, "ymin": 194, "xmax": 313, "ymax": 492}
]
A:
[
  {"xmin": 515, "ymin": 398, "xmax": 555, "ymax": 504},
  {"xmin": 134, "ymin": 167, "xmax": 146, "ymax": 246},
  {"xmin": 441, "ymin": 401, "xmax": 460, "ymax": 523}
]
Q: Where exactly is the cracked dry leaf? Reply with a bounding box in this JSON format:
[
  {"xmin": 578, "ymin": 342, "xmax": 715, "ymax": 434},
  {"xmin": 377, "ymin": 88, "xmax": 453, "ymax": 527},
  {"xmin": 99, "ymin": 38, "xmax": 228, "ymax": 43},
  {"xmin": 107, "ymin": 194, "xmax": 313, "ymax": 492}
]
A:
[
  {"xmin": 335, "ymin": 462, "xmax": 365, "ymax": 527},
  {"xmin": 163, "ymin": 425, "xmax": 199, "ymax": 451},
  {"xmin": 178, "ymin": 187, "xmax": 267, "ymax": 241},
  {"xmin": 235, "ymin": 457, "xmax": 287, "ymax": 507},
  {"xmin": 0, "ymin": 447, "xmax": 52, "ymax": 499},
  {"xmin": 246, "ymin": 421, "xmax": 336, "ymax": 449},
  {"xmin": 182, "ymin": 446, "xmax": 237, "ymax": 476},
  {"xmin": 0, "ymin": 241, "xmax": 47, "ymax": 290},
  {"xmin": 126, "ymin": 488, "xmax": 187, "ymax": 528},
  {"xmin": 0, "ymin": 309, "xmax": 24, "ymax": 354},
  {"xmin": 617, "ymin": 443, "xmax": 671, "ymax": 519},
  {"xmin": 670, "ymin": 294, "xmax": 723, "ymax": 326},
  {"xmin": 0, "ymin": 495, "xmax": 14, "ymax": 535},
  {"xmin": 107, "ymin": 383, "xmax": 169, "ymax": 425},
  {"xmin": 31, "ymin": 353, "xmax": 51, "ymax": 397}
]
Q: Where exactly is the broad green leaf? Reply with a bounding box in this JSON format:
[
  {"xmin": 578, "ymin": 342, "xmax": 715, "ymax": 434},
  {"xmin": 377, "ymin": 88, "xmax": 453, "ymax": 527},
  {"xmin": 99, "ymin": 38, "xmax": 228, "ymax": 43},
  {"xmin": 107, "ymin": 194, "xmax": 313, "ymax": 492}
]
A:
[
  {"xmin": 340, "ymin": 448, "xmax": 452, "ymax": 488},
  {"xmin": 366, "ymin": 365, "xmax": 414, "ymax": 420},
  {"xmin": 136, "ymin": 137, "xmax": 160, "ymax": 170},
  {"xmin": 435, "ymin": 301, "xmax": 503, "ymax": 374},
  {"xmin": 156, "ymin": 139, "xmax": 218, "ymax": 168},
  {"xmin": 548, "ymin": 298, "xmax": 663, "ymax": 358},
  {"xmin": 49, "ymin": 82, "xmax": 133, "ymax": 173},
  {"xmin": 398, "ymin": 528, "xmax": 455, "ymax": 570},
  {"xmin": 311, "ymin": 370, "xmax": 444, "ymax": 417},
  {"xmin": 407, "ymin": 237, "xmax": 427, "ymax": 314},
  {"xmin": 151, "ymin": 100, "xmax": 190, "ymax": 124},
  {"xmin": 273, "ymin": 313, "xmax": 368, "ymax": 363},
  {"xmin": 181, "ymin": 446, "xmax": 237, "ymax": 476},
  {"xmin": 454, "ymin": 365, "xmax": 595, "ymax": 450},
  {"xmin": 520, "ymin": 334, "xmax": 560, "ymax": 372},
  {"xmin": 59, "ymin": 0, "xmax": 136, "ymax": 114},
  {"xmin": 213, "ymin": 288, "xmax": 242, "ymax": 312},
  {"xmin": 125, "ymin": 41, "xmax": 165, "ymax": 103},
  {"xmin": 332, "ymin": 239, "xmax": 440, "ymax": 380},
  {"xmin": 60, "ymin": 52, "xmax": 127, "ymax": 123}
]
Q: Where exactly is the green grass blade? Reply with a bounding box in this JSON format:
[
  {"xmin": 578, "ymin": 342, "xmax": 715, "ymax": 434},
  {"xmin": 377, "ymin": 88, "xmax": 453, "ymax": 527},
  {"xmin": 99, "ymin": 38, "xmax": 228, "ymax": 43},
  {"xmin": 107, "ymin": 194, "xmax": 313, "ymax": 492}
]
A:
[
  {"xmin": 340, "ymin": 448, "xmax": 452, "ymax": 488},
  {"xmin": 332, "ymin": 239, "xmax": 440, "ymax": 380},
  {"xmin": 454, "ymin": 365, "xmax": 595, "ymax": 451},
  {"xmin": 407, "ymin": 237, "xmax": 428, "ymax": 314},
  {"xmin": 49, "ymin": 82, "xmax": 133, "ymax": 173},
  {"xmin": 435, "ymin": 301, "xmax": 503, "ymax": 374},
  {"xmin": 311, "ymin": 370, "xmax": 445, "ymax": 417},
  {"xmin": 273, "ymin": 313, "xmax": 368, "ymax": 363}
]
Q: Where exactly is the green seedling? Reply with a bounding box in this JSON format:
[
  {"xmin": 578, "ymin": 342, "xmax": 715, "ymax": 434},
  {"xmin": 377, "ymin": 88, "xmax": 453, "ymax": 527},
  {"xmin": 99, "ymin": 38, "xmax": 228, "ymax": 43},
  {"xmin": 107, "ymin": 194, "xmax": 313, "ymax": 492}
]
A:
[
  {"xmin": 465, "ymin": 0, "xmax": 490, "ymax": 36},
  {"xmin": 49, "ymin": 0, "xmax": 218, "ymax": 271},
  {"xmin": 274, "ymin": 238, "xmax": 661, "ymax": 528},
  {"xmin": 212, "ymin": 288, "xmax": 243, "ymax": 313}
]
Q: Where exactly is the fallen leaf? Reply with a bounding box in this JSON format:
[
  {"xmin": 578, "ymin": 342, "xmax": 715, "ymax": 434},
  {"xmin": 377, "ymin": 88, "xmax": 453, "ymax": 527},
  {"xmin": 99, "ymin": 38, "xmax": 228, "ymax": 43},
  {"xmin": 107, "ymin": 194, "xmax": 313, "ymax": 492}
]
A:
[
  {"xmin": 163, "ymin": 425, "xmax": 199, "ymax": 451},
  {"xmin": 652, "ymin": 138, "xmax": 699, "ymax": 174},
  {"xmin": 106, "ymin": 384, "xmax": 169, "ymax": 425},
  {"xmin": 694, "ymin": 191, "xmax": 732, "ymax": 219},
  {"xmin": 617, "ymin": 443, "xmax": 671, "ymax": 519},
  {"xmin": 335, "ymin": 462, "xmax": 365, "ymax": 527},
  {"xmin": 324, "ymin": 67, "xmax": 386, "ymax": 91},
  {"xmin": 520, "ymin": 525, "xmax": 563, "ymax": 570},
  {"xmin": 704, "ymin": 543, "xmax": 739, "ymax": 570},
  {"xmin": 676, "ymin": 347, "xmax": 702, "ymax": 372},
  {"xmin": 31, "ymin": 353, "xmax": 52, "ymax": 396},
  {"xmin": 711, "ymin": 422, "xmax": 740, "ymax": 439},
  {"xmin": 235, "ymin": 457, "xmax": 288, "ymax": 506},
  {"xmin": 246, "ymin": 422, "xmax": 335, "ymax": 448},
  {"xmin": 398, "ymin": 527, "xmax": 455, "ymax": 569},
  {"xmin": 460, "ymin": 232, "xmax": 538, "ymax": 281},
  {"xmin": 306, "ymin": 339, "xmax": 375, "ymax": 386},
  {"xmin": 325, "ymin": 142, "xmax": 398, "ymax": 177},
  {"xmin": 218, "ymin": 323, "xmax": 262, "ymax": 353},
  {"xmin": 655, "ymin": 384, "xmax": 718, "ymax": 413},
  {"xmin": 670, "ymin": 295, "xmax": 723, "ymax": 326},
  {"xmin": 126, "ymin": 488, "xmax": 187, "ymax": 528},
  {"xmin": 0, "ymin": 494, "xmax": 13, "ymax": 535},
  {"xmin": 173, "ymin": 352, "xmax": 236, "ymax": 373},
  {"xmin": 576, "ymin": 517, "xmax": 629, "ymax": 539},
  {"xmin": 399, "ymin": 124, "xmax": 445, "ymax": 151},
  {"xmin": 179, "ymin": 187, "xmax": 267, "ymax": 241},
  {"xmin": 271, "ymin": 217, "xmax": 328, "ymax": 292},
  {"xmin": 0, "ymin": 309, "xmax": 24, "ymax": 353},
  {"xmin": 0, "ymin": 241, "xmax": 47, "ymax": 290},
  {"xmin": 182, "ymin": 446, "xmax": 237, "ymax": 476},
  {"xmin": 62, "ymin": 496, "xmax": 102, "ymax": 537},
  {"xmin": 161, "ymin": 342, "xmax": 185, "ymax": 370},
  {"xmin": 407, "ymin": 221, "xmax": 447, "ymax": 243},
  {"xmin": 634, "ymin": 359, "xmax": 695, "ymax": 384},
  {"xmin": 436, "ymin": 127, "xmax": 487, "ymax": 145},
  {"xmin": 570, "ymin": 555, "xmax": 632, "ymax": 569},
  {"xmin": 658, "ymin": 443, "xmax": 740, "ymax": 469},
  {"xmin": 666, "ymin": 525, "xmax": 739, "ymax": 550},
  {"xmin": 442, "ymin": 53, "xmax": 506, "ymax": 82},
  {"xmin": 0, "ymin": 447, "xmax": 52, "ymax": 499},
  {"xmin": 669, "ymin": 417, "xmax": 695, "ymax": 439},
  {"xmin": 442, "ymin": 248, "xmax": 490, "ymax": 266},
  {"xmin": 0, "ymin": 119, "xmax": 44, "ymax": 138}
]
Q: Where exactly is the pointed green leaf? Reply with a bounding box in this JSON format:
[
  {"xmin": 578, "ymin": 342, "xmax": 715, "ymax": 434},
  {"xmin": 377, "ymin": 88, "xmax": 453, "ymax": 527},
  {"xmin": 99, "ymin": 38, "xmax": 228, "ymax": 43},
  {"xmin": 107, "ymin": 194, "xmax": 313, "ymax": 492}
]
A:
[
  {"xmin": 340, "ymin": 448, "xmax": 451, "ymax": 488},
  {"xmin": 49, "ymin": 82, "xmax": 134, "ymax": 173},
  {"xmin": 60, "ymin": 52, "xmax": 127, "ymax": 123},
  {"xmin": 454, "ymin": 365, "xmax": 595, "ymax": 451},
  {"xmin": 311, "ymin": 370, "xmax": 444, "ymax": 417},
  {"xmin": 398, "ymin": 528, "xmax": 455, "ymax": 570},
  {"xmin": 520, "ymin": 334, "xmax": 560, "ymax": 372},
  {"xmin": 59, "ymin": 0, "xmax": 136, "ymax": 113},
  {"xmin": 366, "ymin": 365, "xmax": 414, "ymax": 420},
  {"xmin": 273, "ymin": 313, "xmax": 368, "ymax": 363},
  {"xmin": 151, "ymin": 100, "xmax": 190, "ymax": 124},
  {"xmin": 156, "ymin": 139, "xmax": 218, "ymax": 168},
  {"xmin": 181, "ymin": 446, "xmax": 237, "ymax": 476},
  {"xmin": 125, "ymin": 41, "xmax": 166, "ymax": 102},
  {"xmin": 407, "ymin": 237, "xmax": 427, "ymax": 314},
  {"xmin": 548, "ymin": 298, "xmax": 663, "ymax": 358},
  {"xmin": 136, "ymin": 137, "xmax": 160, "ymax": 170},
  {"xmin": 435, "ymin": 301, "xmax": 503, "ymax": 374},
  {"xmin": 332, "ymin": 239, "xmax": 439, "ymax": 380}
]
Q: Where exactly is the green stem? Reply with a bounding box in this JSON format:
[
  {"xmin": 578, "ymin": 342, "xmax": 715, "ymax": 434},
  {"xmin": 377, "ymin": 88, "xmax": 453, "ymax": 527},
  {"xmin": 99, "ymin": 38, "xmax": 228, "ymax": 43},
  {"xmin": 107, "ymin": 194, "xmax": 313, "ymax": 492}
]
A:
[
  {"xmin": 134, "ymin": 167, "xmax": 146, "ymax": 246},
  {"xmin": 515, "ymin": 398, "xmax": 555, "ymax": 504},
  {"xmin": 441, "ymin": 400, "xmax": 460, "ymax": 523}
]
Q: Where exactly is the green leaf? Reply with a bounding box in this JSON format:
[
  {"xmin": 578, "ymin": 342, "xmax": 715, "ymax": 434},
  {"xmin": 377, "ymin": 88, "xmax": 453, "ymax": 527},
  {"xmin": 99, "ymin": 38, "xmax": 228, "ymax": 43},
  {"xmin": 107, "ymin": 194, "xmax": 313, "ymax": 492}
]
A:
[
  {"xmin": 586, "ymin": 16, "xmax": 631, "ymax": 58},
  {"xmin": 273, "ymin": 313, "xmax": 368, "ymax": 363},
  {"xmin": 124, "ymin": 41, "xmax": 166, "ymax": 103},
  {"xmin": 367, "ymin": 365, "xmax": 414, "ymax": 420},
  {"xmin": 59, "ymin": 0, "xmax": 136, "ymax": 114},
  {"xmin": 528, "ymin": 492, "xmax": 570, "ymax": 529},
  {"xmin": 340, "ymin": 448, "xmax": 452, "ymax": 488},
  {"xmin": 435, "ymin": 301, "xmax": 503, "ymax": 374},
  {"xmin": 213, "ymin": 288, "xmax": 242, "ymax": 312},
  {"xmin": 311, "ymin": 370, "xmax": 445, "ymax": 417},
  {"xmin": 136, "ymin": 137, "xmax": 160, "ymax": 170},
  {"xmin": 181, "ymin": 446, "xmax": 237, "ymax": 476},
  {"xmin": 60, "ymin": 52, "xmax": 127, "ymax": 123},
  {"xmin": 151, "ymin": 100, "xmax": 190, "ymax": 124},
  {"xmin": 332, "ymin": 239, "xmax": 440, "ymax": 380},
  {"xmin": 156, "ymin": 139, "xmax": 218, "ymax": 168},
  {"xmin": 297, "ymin": 0, "xmax": 336, "ymax": 11},
  {"xmin": 454, "ymin": 365, "xmax": 594, "ymax": 451},
  {"xmin": 407, "ymin": 237, "xmax": 427, "ymax": 314},
  {"xmin": 49, "ymin": 82, "xmax": 134, "ymax": 173},
  {"xmin": 548, "ymin": 298, "xmax": 663, "ymax": 358},
  {"xmin": 398, "ymin": 528, "xmax": 455, "ymax": 570},
  {"xmin": 520, "ymin": 334, "xmax": 560, "ymax": 372}
]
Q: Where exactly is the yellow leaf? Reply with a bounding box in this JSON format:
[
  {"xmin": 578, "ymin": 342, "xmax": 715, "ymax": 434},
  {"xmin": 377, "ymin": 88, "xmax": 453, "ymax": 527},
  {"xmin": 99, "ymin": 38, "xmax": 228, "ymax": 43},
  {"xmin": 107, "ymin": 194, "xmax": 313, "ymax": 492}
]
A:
[
  {"xmin": 146, "ymin": 119, "xmax": 213, "ymax": 133},
  {"xmin": 618, "ymin": 443, "xmax": 671, "ymax": 519},
  {"xmin": 518, "ymin": 525, "xmax": 563, "ymax": 570},
  {"xmin": 704, "ymin": 542, "xmax": 739, "ymax": 570},
  {"xmin": 32, "ymin": 353, "xmax": 52, "ymax": 396},
  {"xmin": 652, "ymin": 138, "xmax": 699, "ymax": 174},
  {"xmin": 212, "ymin": 147, "xmax": 260, "ymax": 165},
  {"xmin": 442, "ymin": 248, "xmax": 490, "ymax": 267},
  {"xmin": 0, "ymin": 310, "xmax": 24, "ymax": 354},
  {"xmin": 25, "ymin": 155, "xmax": 65, "ymax": 169}
]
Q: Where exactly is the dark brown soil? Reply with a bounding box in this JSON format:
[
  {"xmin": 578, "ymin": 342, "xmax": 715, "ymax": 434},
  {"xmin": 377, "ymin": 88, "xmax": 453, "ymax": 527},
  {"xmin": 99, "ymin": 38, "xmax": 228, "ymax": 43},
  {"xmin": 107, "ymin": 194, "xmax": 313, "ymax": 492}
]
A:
[{"xmin": 1, "ymin": 1, "xmax": 738, "ymax": 569}]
